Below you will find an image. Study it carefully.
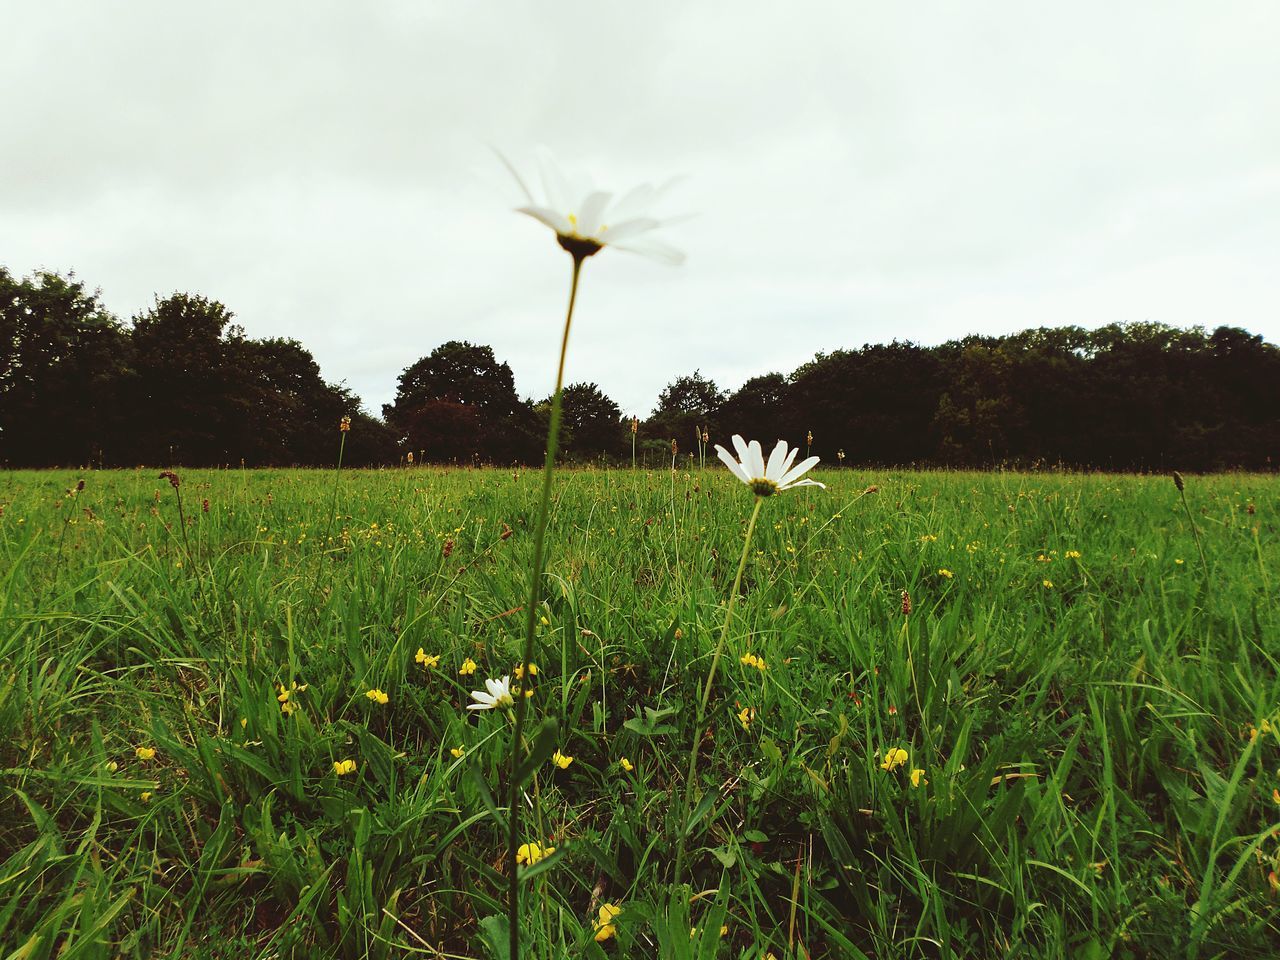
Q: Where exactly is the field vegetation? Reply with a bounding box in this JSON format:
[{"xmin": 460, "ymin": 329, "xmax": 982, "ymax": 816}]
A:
[{"xmin": 1, "ymin": 465, "xmax": 1277, "ymax": 958}]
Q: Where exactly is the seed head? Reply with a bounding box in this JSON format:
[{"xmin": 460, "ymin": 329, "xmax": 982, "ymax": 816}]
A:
[
  {"xmin": 901, "ymin": 590, "xmax": 912, "ymax": 616},
  {"xmin": 1172, "ymin": 471, "xmax": 1185, "ymax": 492}
]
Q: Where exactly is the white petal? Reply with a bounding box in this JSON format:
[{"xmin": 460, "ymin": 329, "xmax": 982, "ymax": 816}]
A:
[
  {"xmin": 575, "ymin": 190, "xmax": 612, "ymax": 238},
  {"xmin": 780, "ymin": 445, "xmax": 799, "ymax": 477},
  {"xmin": 780, "ymin": 477, "xmax": 826, "ymax": 491},
  {"xmin": 492, "ymin": 147, "xmax": 535, "ymax": 205},
  {"xmin": 485, "ymin": 677, "xmax": 504, "ymax": 698},
  {"xmin": 536, "ymin": 147, "xmax": 571, "ymax": 214},
  {"xmin": 599, "ymin": 217, "xmax": 660, "ymax": 243},
  {"xmin": 518, "ymin": 206, "xmax": 572, "ymax": 235},
  {"xmin": 715, "ymin": 445, "xmax": 750, "ymax": 484},
  {"xmin": 731, "ymin": 435, "xmax": 751, "ymax": 468},
  {"xmin": 778, "ymin": 455, "xmax": 820, "ymax": 488},
  {"xmin": 467, "ymin": 701, "xmax": 493, "ymax": 711},
  {"xmin": 765, "ymin": 440, "xmax": 789, "ymax": 481},
  {"xmin": 607, "ymin": 235, "xmax": 685, "ymax": 265},
  {"xmin": 746, "ymin": 440, "xmax": 766, "ymax": 481},
  {"xmin": 606, "ymin": 183, "xmax": 656, "ymax": 223}
]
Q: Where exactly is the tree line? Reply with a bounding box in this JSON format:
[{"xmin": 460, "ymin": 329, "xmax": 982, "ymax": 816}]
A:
[{"xmin": 3, "ymin": 265, "xmax": 1278, "ymax": 470}]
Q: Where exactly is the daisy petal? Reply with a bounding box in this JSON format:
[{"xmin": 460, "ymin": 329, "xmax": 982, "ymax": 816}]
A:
[
  {"xmin": 493, "ymin": 147, "xmax": 535, "ymax": 205},
  {"xmin": 716, "ymin": 445, "xmax": 751, "ymax": 484},
  {"xmin": 781, "ymin": 477, "xmax": 826, "ymax": 491},
  {"xmin": 778, "ymin": 455, "xmax": 820, "ymax": 488},
  {"xmin": 575, "ymin": 190, "xmax": 612, "ymax": 238},
  {"xmin": 731, "ymin": 435, "xmax": 751, "ymax": 468},
  {"xmin": 518, "ymin": 206, "xmax": 572, "ymax": 235},
  {"xmin": 608, "ymin": 235, "xmax": 685, "ymax": 265},
  {"xmin": 765, "ymin": 440, "xmax": 789, "ymax": 481},
  {"xmin": 599, "ymin": 217, "xmax": 660, "ymax": 243},
  {"xmin": 746, "ymin": 440, "xmax": 766, "ymax": 481}
]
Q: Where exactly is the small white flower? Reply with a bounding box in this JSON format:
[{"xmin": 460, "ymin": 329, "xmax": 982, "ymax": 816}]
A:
[
  {"xmin": 467, "ymin": 675, "xmax": 515, "ymax": 711},
  {"xmin": 715, "ymin": 435, "xmax": 826, "ymax": 496},
  {"xmin": 498, "ymin": 147, "xmax": 685, "ymax": 264}
]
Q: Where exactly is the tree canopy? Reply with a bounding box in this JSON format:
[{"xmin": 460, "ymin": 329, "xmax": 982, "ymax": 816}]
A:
[{"xmin": 3, "ymin": 264, "xmax": 1277, "ymax": 470}]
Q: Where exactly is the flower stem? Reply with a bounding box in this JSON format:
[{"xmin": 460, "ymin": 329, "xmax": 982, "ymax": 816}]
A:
[
  {"xmin": 508, "ymin": 253, "xmax": 584, "ymax": 960},
  {"xmin": 672, "ymin": 494, "xmax": 764, "ymax": 889}
]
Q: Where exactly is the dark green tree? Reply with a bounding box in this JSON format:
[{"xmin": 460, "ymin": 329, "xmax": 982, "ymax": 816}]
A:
[
  {"xmin": 0, "ymin": 268, "xmax": 129, "ymax": 466},
  {"xmin": 646, "ymin": 370, "xmax": 726, "ymax": 444},
  {"xmin": 558, "ymin": 382, "xmax": 623, "ymax": 459}
]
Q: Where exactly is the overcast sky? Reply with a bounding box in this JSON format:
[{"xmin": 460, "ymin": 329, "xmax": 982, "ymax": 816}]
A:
[{"xmin": 4, "ymin": 2, "xmax": 1278, "ymax": 417}]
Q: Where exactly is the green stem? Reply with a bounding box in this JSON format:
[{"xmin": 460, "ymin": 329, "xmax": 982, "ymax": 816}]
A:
[
  {"xmin": 672, "ymin": 494, "xmax": 764, "ymax": 889},
  {"xmin": 1178, "ymin": 484, "xmax": 1210, "ymax": 576},
  {"xmin": 508, "ymin": 253, "xmax": 584, "ymax": 960}
]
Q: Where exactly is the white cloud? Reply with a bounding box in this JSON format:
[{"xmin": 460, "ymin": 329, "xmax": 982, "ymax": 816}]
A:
[{"xmin": 3, "ymin": 0, "xmax": 1277, "ymax": 417}]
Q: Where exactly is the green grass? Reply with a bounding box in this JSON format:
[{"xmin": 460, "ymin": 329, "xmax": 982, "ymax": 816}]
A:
[{"xmin": 1, "ymin": 465, "xmax": 1277, "ymax": 958}]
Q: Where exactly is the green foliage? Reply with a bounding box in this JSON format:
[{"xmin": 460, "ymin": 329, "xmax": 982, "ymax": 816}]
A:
[{"xmin": 1, "ymin": 466, "xmax": 1277, "ymax": 956}]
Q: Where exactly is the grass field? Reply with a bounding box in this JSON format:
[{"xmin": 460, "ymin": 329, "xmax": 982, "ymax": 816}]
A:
[{"xmin": 1, "ymin": 465, "xmax": 1278, "ymax": 958}]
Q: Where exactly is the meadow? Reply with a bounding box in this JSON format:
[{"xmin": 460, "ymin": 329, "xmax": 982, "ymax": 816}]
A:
[{"xmin": 1, "ymin": 464, "xmax": 1278, "ymax": 959}]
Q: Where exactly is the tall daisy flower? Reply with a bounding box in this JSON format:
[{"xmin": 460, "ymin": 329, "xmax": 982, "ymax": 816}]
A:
[
  {"xmin": 496, "ymin": 148, "xmax": 684, "ymax": 960},
  {"xmin": 674, "ymin": 434, "xmax": 825, "ymax": 888}
]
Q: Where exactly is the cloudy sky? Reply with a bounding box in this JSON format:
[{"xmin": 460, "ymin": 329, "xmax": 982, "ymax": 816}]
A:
[{"xmin": 4, "ymin": 2, "xmax": 1278, "ymax": 417}]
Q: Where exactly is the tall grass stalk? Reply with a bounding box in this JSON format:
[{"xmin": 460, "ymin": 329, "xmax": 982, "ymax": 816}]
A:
[{"xmin": 672, "ymin": 494, "xmax": 764, "ymax": 889}]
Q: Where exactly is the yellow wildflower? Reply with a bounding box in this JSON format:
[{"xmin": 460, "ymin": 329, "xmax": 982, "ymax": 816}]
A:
[
  {"xmin": 551, "ymin": 750, "xmax": 574, "ymax": 769},
  {"xmin": 365, "ymin": 688, "xmax": 389, "ymax": 705},
  {"xmin": 515, "ymin": 841, "xmax": 554, "ymax": 865},
  {"xmin": 333, "ymin": 759, "xmax": 357, "ymax": 776},
  {"xmin": 880, "ymin": 747, "xmax": 908, "ymax": 772},
  {"xmin": 737, "ymin": 706, "xmax": 753, "ymax": 730},
  {"xmin": 514, "ymin": 662, "xmax": 538, "ymax": 680},
  {"xmin": 910, "ymin": 767, "xmax": 928, "ymax": 788},
  {"xmin": 740, "ymin": 652, "xmax": 767, "ymax": 672},
  {"xmin": 140, "ymin": 791, "xmax": 153, "ymax": 802},
  {"xmin": 450, "ymin": 746, "xmax": 465, "ymax": 759},
  {"xmin": 594, "ymin": 903, "xmax": 622, "ymax": 942},
  {"xmin": 1042, "ymin": 579, "xmax": 1053, "ymax": 589},
  {"xmin": 415, "ymin": 649, "xmax": 440, "ymax": 669},
  {"xmin": 619, "ymin": 757, "xmax": 634, "ymax": 773},
  {"xmin": 135, "ymin": 746, "xmax": 156, "ymax": 761},
  {"xmin": 1065, "ymin": 550, "xmax": 1081, "ymax": 559},
  {"xmin": 937, "ymin": 568, "xmax": 953, "ymax": 579},
  {"xmin": 459, "ymin": 657, "xmax": 478, "ymax": 676}
]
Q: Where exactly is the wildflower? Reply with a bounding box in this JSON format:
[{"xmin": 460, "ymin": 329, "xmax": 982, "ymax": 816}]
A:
[
  {"xmin": 135, "ymin": 746, "xmax": 156, "ymax": 761},
  {"xmin": 415, "ymin": 649, "xmax": 440, "ymax": 669},
  {"xmin": 1175, "ymin": 558, "xmax": 1185, "ymax": 565},
  {"xmin": 459, "ymin": 657, "xmax": 478, "ymax": 676},
  {"xmin": 514, "ymin": 662, "xmax": 538, "ymax": 680},
  {"xmin": 277, "ymin": 681, "xmax": 307, "ymax": 716},
  {"xmin": 715, "ymin": 436, "xmax": 825, "ymax": 496},
  {"xmin": 339, "ymin": 415, "xmax": 351, "ymax": 432},
  {"xmin": 910, "ymin": 768, "xmax": 928, "ymax": 788},
  {"xmin": 1065, "ymin": 550, "xmax": 1081, "ymax": 559},
  {"xmin": 619, "ymin": 757, "xmax": 634, "ymax": 773},
  {"xmin": 333, "ymin": 759, "xmax": 357, "ymax": 776},
  {"xmin": 515, "ymin": 841, "xmax": 555, "ymax": 866},
  {"xmin": 594, "ymin": 903, "xmax": 622, "ymax": 942},
  {"xmin": 140, "ymin": 791, "xmax": 153, "ymax": 802},
  {"xmin": 499, "ymin": 147, "xmax": 685, "ymax": 264},
  {"xmin": 740, "ymin": 652, "xmax": 767, "ymax": 671},
  {"xmin": 737, "ymin": 706, "xmax": 753, "ymax": 729},
  {"xmin": 880, "ymin": 747, "xmax": 909, "ymax": 772},
  {"xmin": 937, "ymin": 568, "xmax": 953, "ymax": 579},
  {"xmin": 450, "ymin": 746, "xmax": 465, "ymax": 759},
  {"xmin": 467, "ymin": 676, "xmax": 515, "ymax": 711},
  {"xmin": 365, "ymin": 688, "xmax": 389, "ymax": 705},
  {"xmin": 1042, "ymin": 579, "xmax": 1053, "ymax": 589},
  {"xmin": 158, "ymin": 470, "xmax": 180, "ymax": 488},
  {"xmin": 551, "ymin": 750, "xmax": 574, "ymax": 769},
  {"xmin": 901, "ymin": 590, "xmax": 912, "ymax": 616},
  {"xmin": 406, "ymin": 451, "xmax": 414, "ymax": 464}
]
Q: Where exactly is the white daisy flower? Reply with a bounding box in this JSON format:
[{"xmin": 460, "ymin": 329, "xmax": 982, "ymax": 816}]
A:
[
  {"xmin": 715, "ymin": 435, "xmax": 826, "ymax": 496},
  {"xmin": 467, "ymin": 675, "xmax": 515, "ymax": 711},
  {"xmin": 497, "ymin": 147, "xmax": 685, "ymax": 265}
]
